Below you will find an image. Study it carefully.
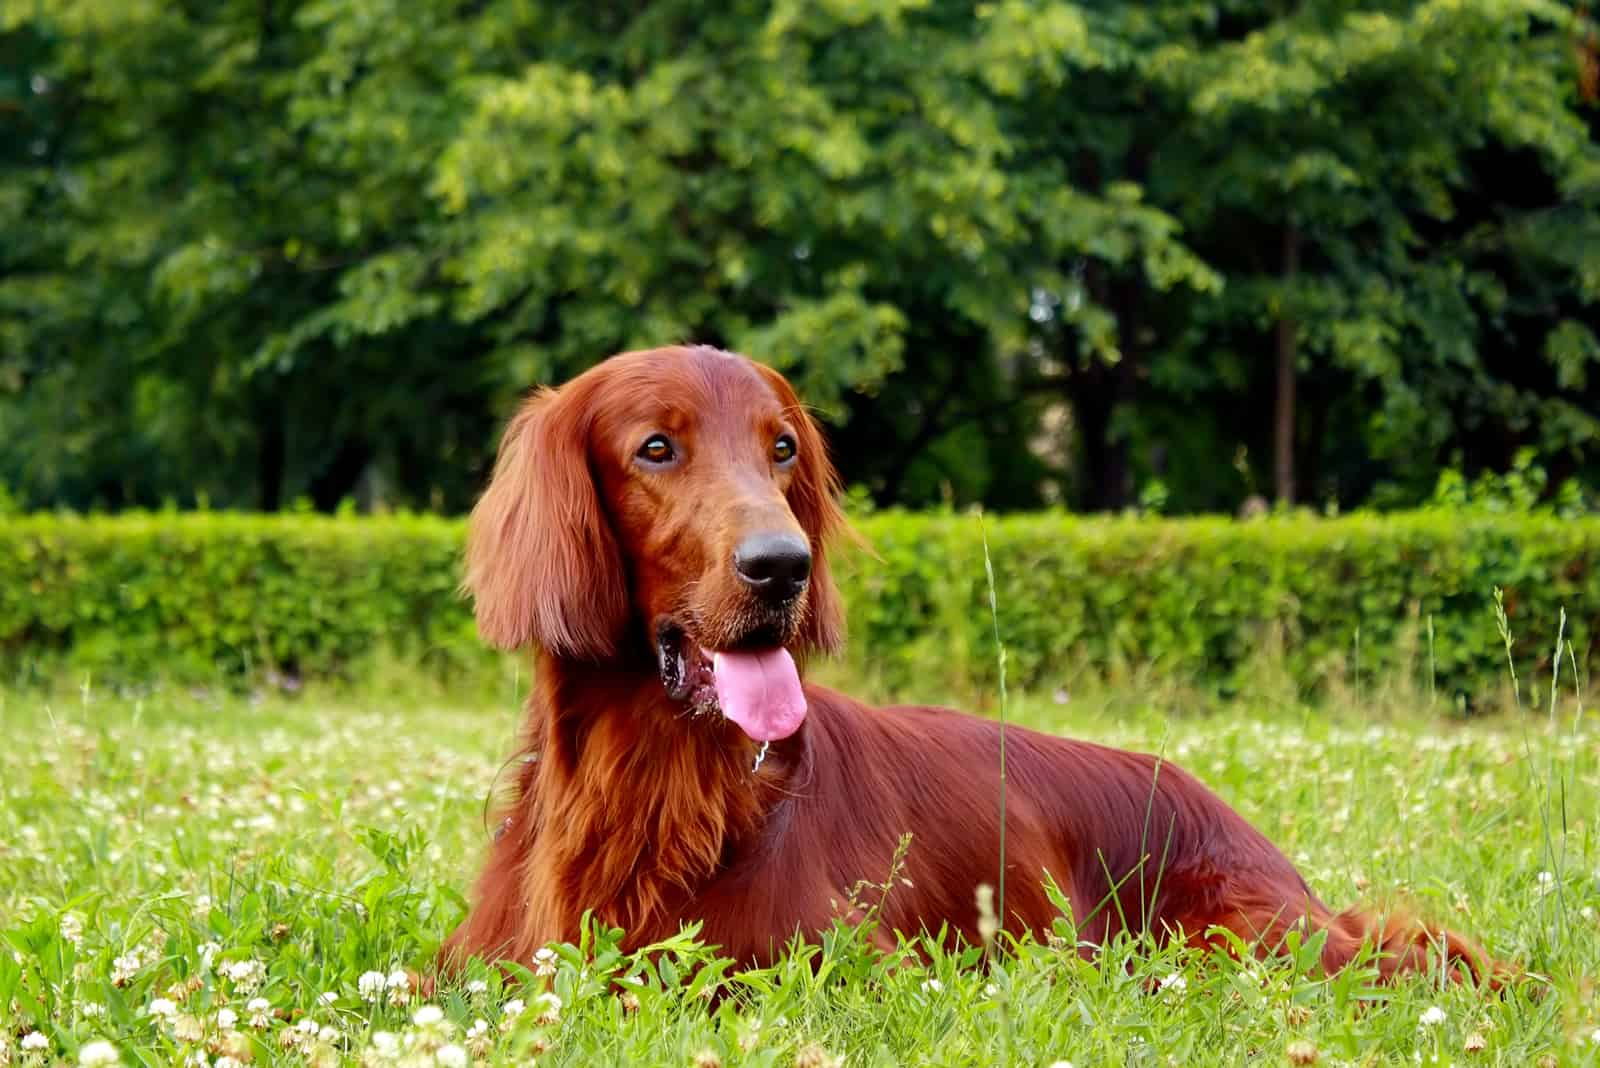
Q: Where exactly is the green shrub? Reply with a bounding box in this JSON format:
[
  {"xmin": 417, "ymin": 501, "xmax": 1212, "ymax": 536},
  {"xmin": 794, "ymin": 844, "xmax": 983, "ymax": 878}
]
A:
[
  {"xmin": 842, "ymin": 510, "xmax": 1594, "ymax": 705},
  {"xmin": 0, "ymin": 513, "xmax": 484, "ymax": 686},
  {"xmin": 2, "ymin": 510, "xmax": 1593, "ymax": 700}
]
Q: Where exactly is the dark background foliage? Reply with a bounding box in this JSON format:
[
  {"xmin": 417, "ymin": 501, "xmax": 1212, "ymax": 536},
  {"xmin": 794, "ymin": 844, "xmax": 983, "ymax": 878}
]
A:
[{"xmin": 3, "ymin": 0, "xmax": 1597, "ymax": 517}]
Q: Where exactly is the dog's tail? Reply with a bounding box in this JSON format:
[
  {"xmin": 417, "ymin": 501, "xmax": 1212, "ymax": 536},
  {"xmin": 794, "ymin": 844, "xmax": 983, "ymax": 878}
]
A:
[
  {"xmin": 1202, "ymin": 890, "xmax": 1517, "ymax": 990},
  {"xmin": 1310, "ymin": 902, "xmax": 1514, "ymax": 989}
]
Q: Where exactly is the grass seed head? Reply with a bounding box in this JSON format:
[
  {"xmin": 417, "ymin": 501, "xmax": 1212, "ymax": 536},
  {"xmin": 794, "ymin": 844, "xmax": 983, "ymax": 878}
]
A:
[
  {"xmin": 1285, "ymin": 1039, "xmax": 1318, "ymax": 1065},
  {"xmin": 793, "ymin": 1043, "xmax": 843, "ymax": 1068}
]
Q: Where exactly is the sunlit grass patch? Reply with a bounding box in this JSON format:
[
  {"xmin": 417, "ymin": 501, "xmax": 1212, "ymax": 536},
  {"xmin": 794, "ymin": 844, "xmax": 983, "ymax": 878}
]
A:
[{"xmin": 0, "ymin": 680, "xmax": 1595, "ymax": 1066}]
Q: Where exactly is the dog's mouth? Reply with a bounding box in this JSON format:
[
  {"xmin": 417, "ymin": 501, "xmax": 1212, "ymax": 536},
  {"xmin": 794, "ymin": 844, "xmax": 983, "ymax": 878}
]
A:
[{"xmin": 655, "ymin": 621, "xmax": 808, "ymax": 742}]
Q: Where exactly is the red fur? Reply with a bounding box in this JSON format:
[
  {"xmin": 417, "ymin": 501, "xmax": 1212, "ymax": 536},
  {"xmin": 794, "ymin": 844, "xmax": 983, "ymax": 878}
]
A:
[
  {"xmin": 464, "ymin": 377, "xmax": 631, "ymax": 657},
  {"xmin": 443, "ymin": 345, "xmax": 1509, "ymax": 988}
]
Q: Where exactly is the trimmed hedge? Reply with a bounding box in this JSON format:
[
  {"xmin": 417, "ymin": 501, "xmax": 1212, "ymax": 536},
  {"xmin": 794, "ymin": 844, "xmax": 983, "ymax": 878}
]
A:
[
  {"xmin": 2, "ymin": 511, "xmax": 1594, "ymax": 699},
  {"xmin": 841, "ymin": 511, "xmax": 1594, "ymax": 703},
  {"xmin": 0, "ymin": 513, "xmax": 476, "ymax": 684}
]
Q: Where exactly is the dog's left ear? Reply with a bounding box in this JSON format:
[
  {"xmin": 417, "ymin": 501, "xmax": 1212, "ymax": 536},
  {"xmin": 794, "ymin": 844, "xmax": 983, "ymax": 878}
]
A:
[
  {"xmin": 759, "ymin": 366, "xmax": 847, "ymax": 655},
  {"xmin": 463, "ymin": 378, "xmax": 631, "ymax": 658}
]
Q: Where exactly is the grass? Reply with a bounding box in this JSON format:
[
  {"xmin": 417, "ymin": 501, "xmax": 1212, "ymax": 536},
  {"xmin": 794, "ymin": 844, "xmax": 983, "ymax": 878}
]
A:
[{"xmin": 0, "ymin": 670, "xmax": 1596, "ymax": 1067}]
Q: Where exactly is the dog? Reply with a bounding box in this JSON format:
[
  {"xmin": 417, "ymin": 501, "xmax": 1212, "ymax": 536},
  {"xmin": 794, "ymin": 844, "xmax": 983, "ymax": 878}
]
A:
[{"xmin": 441, "ymin": 344, "xmax": 1503, "ymax": 987}]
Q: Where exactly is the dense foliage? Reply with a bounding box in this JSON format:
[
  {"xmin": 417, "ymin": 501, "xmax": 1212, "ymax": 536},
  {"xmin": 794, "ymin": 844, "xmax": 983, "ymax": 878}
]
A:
[
  {"xmin": 3, "ymin": 1, "xmax": 1597, "ymax": 515},
  {"xmin": 3, "ymin": 511, "xmax": 1592, "ymax": 702}
]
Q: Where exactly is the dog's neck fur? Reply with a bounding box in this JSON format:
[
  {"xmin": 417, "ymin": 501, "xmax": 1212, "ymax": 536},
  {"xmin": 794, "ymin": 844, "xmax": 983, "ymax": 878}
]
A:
[{"xmin": 516, "ymin": 649, "xmax": 778, "ymax": 948}]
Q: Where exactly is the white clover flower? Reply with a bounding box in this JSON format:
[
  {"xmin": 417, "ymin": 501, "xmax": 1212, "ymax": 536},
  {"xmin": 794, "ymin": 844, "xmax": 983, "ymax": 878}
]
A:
[
  {"xmin": 198, "ymin": 942, "xmax": 221, "ymax": 969},
  {"xmin": 920, "ymin": 978, "xmax": 943, "ymax": 993},
  {"xmin": 1158, "ymin": 973, "xmax": 1188, "ymax": 994},
  {"xmin": 1537, "ymin": 871, "xmax": 1557, "ymax": 895},
  {"xmin": 502, "ymin": 998, "xmax": 525, "ymax": 1019},
  {"xmin": 215, "ymin": 1008, "xmax": 238, "ymax": 1032},
  {"xmin": 412, "ymin": 1005, "xmax": 445, "ymax": 1028},
  {"xmin": 533, "ymin": 992, "xmax": 562, "ymax": 1026},
  {"xmin": 317, "ymin": 1025, "xmax": 338, "ymax": 1044},
  {"xmin": 370, "ymin": 1032, "xmax": 400, "ymax": 1058},
  {"xmin": 1419, "ymin": 1006, "xmax": 1447, "ymax": 1027},
  {"xmin": 220, "ymin": 959, "xmax": 265, "ymax": 993},
  {"xmin": 246, "ymin": 998, "xmax": 272, "ymax": 1029},
  {"xmin": 60, "ymin": 912, "xmax": 84, "ymax": 947},
  {"xmin": 148, "ymin": 998, "xmax": 179, "ymax": 1019},
  {"xmin": 465, "ymin": 1018, "xmax": 493, "ymax": 1058},
  {"xmin": 358, "ymin": 971, "xmax": 388, "ymax": 1002},
  {"xmin": 79, "ymin": 1040, "xmax": 121, "ymax": 1067},
  {"xmin": 173, "ymin": 1015, "xmax": 204, "ymax": 1043},
  {"xmin": 20, "ymin": 1032, "xmax": 48, "ymax": 1052},
  {"xmin": 386, "ymin": 969, "xmax": 412, "ymax": 1007},
  {"xmin": 111, "ymin": 953, "xmax": 142, "ymax": 986},
  {"xmin": 435, "ymin": 1043, "xmax": 468, "ymax": 1068},
  {"xmin": 294, "ymin": 1019, "xmax": 319, "ymax": 1036},
  {"xmin": 465, "ymin": 979, "xmax": 488, "ymax": 997},
  {"xmin": 532, "ymin": 947, "xmax": 557, "ymax": 977},
  {"xmin": 318, "ymin": 991, "xmax": 338, "ymax": 1006},
  {"xmin": 79, "ymin": 1002, "xmax": 107, "ymax": 1019}
]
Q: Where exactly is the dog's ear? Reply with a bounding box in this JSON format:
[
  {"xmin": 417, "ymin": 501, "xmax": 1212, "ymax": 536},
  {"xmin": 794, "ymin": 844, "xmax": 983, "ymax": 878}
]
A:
[
  {"xmin": 464, "ymin": 382, "xmax": 630, "ymax": 657},
  {"xmin": 759, "ymin": 367, "xmax": 848, "ymax": 656}
]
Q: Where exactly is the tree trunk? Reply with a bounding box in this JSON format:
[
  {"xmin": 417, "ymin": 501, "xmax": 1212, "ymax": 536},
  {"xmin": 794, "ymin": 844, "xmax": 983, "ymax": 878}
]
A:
[
  {"xmin": 1068, "ymin": 265, "xmax": 1142, "ymax": 512},
  {"xmin": 1066, "ymin": 356, "xmax": 1139, "ymax": 512},
  {"xmin": 257, "ymin": 405, "xmax": 285, "ymax": 511},
  {"xmin": 309, "ymin": 440, "xmax": 373, "ymax": 512},
  {"xmin": 1073, "ymin": 370, "xmax": 1117, "ymax": 511},
  {"xmin": 1062, "ymin": 145, "xmax": 1152, "ymax": 513},
  {"xmin": 1274, "ymin": 222, "xmax": 1301, "ymax": 505},
  {"xmin": 1302, "ymin": 381, "xmax": 1328, "ymax": 507}
]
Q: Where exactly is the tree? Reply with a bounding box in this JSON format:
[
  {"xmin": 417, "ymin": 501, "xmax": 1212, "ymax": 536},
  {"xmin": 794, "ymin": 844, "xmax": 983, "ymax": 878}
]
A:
[
  {"xmin": 1078, "ymin": 0, "xmax": 1600, "ymax": 511},
  {"xmin": 1, "ymin": 0, "xmax": 1595, "ymax": 515}
]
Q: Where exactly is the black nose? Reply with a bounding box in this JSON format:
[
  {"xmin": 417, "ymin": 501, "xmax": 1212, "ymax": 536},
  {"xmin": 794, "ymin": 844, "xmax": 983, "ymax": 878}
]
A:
[{"xmin": 733, "ymin": 532, "xmax": 813, "ymax": 601}]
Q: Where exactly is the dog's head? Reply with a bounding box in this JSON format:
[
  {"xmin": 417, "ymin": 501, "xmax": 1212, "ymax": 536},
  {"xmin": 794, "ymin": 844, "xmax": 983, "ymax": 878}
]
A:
[{"xmin": 465, "ymin": 345, "xmax": 846, "ymax": 740}]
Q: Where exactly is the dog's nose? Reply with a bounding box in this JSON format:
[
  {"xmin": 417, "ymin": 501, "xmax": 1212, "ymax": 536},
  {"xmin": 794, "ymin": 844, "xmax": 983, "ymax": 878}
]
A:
[{"xmin": 733, "ymin": 532, "xmax": 813, "ymax": 601}]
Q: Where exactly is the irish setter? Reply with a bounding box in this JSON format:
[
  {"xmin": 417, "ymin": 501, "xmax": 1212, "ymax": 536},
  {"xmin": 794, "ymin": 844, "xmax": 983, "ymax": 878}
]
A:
[{"xmin": 442, "ymin": 344, "xmax": 1503, "ymax": 986}]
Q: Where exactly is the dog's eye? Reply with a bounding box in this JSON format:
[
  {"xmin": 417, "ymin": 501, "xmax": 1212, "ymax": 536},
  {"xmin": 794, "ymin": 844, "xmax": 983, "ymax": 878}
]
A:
[
  {"xmin": 773, "ymin": 434, "xmax": 798, "ymax": 465},
  {"xmin": 637, "ymin": 434, "xmax": 676, "ymax": 465}
]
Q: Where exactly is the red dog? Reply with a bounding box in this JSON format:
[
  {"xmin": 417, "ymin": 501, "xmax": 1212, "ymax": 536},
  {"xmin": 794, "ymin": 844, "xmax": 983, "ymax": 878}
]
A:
[{"xmin": 443, "ymin": 345, "xmax": 1501, "ymax": 985}]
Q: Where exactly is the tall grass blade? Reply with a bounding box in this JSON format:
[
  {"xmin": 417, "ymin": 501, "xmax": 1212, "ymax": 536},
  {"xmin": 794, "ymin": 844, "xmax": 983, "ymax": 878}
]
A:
[{"xmin": 978, "ymin": 511, "xmax": 1009, "ymax": 934}]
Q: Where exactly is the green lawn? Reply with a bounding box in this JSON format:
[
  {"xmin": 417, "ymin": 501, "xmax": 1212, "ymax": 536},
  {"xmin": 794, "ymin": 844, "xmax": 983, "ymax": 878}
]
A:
[{"xmin": 1, "ymin": 677, "xmax": 1596, "ymax": 1066}]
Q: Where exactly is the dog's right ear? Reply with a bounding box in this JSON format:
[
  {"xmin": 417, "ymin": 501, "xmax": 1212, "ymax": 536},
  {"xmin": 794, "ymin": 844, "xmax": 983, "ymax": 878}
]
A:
[{"xmin": 464, "ymin": 384, "xmax": 629, "ymax": 658}]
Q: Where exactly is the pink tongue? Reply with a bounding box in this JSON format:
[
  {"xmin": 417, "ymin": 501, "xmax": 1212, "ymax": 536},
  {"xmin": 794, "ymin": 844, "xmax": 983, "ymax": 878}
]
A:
[{"xmin": 710, "ymin": 648, "xmax": 807, "ymax": 742}]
